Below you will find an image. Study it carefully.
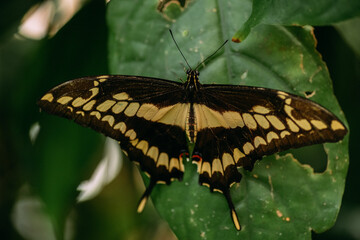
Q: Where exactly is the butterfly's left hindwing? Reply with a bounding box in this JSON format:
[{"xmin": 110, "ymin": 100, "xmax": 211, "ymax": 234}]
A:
[{"xmin": 38, "ymin": 75, "xmax": 188, "ymax": 186}]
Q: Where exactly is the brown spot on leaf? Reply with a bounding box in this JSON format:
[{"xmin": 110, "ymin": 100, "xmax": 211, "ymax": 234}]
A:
[{"xmin": 231, "ymin": 37, "xmax": 241, "ymax": 43}]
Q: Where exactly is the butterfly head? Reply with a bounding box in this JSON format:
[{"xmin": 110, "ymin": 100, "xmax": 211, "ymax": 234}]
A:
[
  {"xmin": 185, "ymin": 69, "xmax": 200, "ymax": 92},
  {"xmin": 186, "ymin": 69, "xmax": 199, "ymax": 78}
]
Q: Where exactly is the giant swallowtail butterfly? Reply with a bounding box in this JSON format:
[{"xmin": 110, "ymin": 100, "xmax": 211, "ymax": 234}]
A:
[{"xmin": 38, "ymin": 34, "xmax": 347, "ymax": 231}]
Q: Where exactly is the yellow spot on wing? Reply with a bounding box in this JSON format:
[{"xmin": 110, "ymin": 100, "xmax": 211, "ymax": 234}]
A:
[
  {"xmin": 286, "ymin": 118, "xmax": 300, "ymax": 132},
  {"xmin": 278, "ymin": 94, "xmax": 286, "ymax": 100},
  {"xmin": 280, "ymin": 130, "xmax": 291, "ymax": 138},
  {"xmin": 114, "ymin": 121, "xmax": 126, "ymax": 133},
  {"xmin": 277, "ymin": 91, "xmax": 289, "ymax": 96},
  {"xmin": 331, "ymin": 120, "xmax": 345, "ymax": 131},
  {"xmin": 83, "ymin": 100, "xmax": 96, "ymax": 111},
  {"xmin": 112, "ymin": 101, "xmax": 128, "ymax": 114},
  {"xmin": 233, "ymin": 148, "xmax": 245, "ymax": 163},
  {"xmin": 130, "ymin": 138, "xmax": 138, "ymax": 146},
  {"xmin": 222, "ymin": 111, "xmax": 245, "ymax": 128},
  {"xmin": 243, "ymin": 142, "xmax": 254, "ymax": 155},
  {"xmin": 254, "ymin": 114, "xmax": 270, "ymax": 129},
  {"xmin": 254, "ymin": 136, "xmax": 267, "ymax": 148},
  {"xmin": 213, "ymin": 188, "xmax": 223, "ymax": 193},
  {"xmin": 96, "ymin": 75, "xmax": 109, "ymax": 80},
  {"xmin": 169, "ymin": 158, "xmax": 180, "ymax": 171},
  {"xmin": 57, "ymin": 96, "xmax": 73, "ymax": 104},
  {"xmin": 157, "ymin": 153, "xmax": 169, "ymax": 168},
  {"xmin": 212, "ymin": 158, "xmax": 223, "ymax": 174},
  {"xmin": 266, "ymin": 115, "xmax": 286, "ymax": 130},
  {"xmin": 136, "ymin": 140, "xmax": 149, "ymax": 154},
  {"xmin": 96, "ymin": 100, "xmax": 116, "ymax": 112},
  {"xmin": 147, "ymin": 146, "xmax": 159, "ymax": 162},
  {"xmin": 137, "ymin": 103, "xmax": 158, "ymax": 119},
  {"xmin": 222, "ymin": 153, "xmax": 234, "ymax": 170},
  {"xmin": 124, "ymin": 102, "xmax": 140, "ymax": 116},
  {"xmin": 90, "ymin": 111, "xmax": 101, "ymax": 119},
  {"xmin": 266, "ymin": 131, "xmax": 279, "ymax": 143},
  {"xmin": 113, "ymin": 92, "xmax": 129, "ymax": 100},
  {"xmin": 252, "ymin": 105, "xmax": 271, "ymax": 114},
  {"xmin": 41, "ymin": 93, "xmax": 54, "ymax": 102},
  {"xmin": 201, "ymin": 162, "xmax": 211, "ymax": 176},
  {"xmin": 294, "ymin": 118, "xmax": 311, "ymax": 130},
  {"xmin": 202, "ymin": 182, "xmax": 210, "ymax": 187},
  {"xmin": 242, "ymin": 113, "xmax": 257, "ymax": 130},
  {"xmin": 284, "ymin": 105, "xmax": 311, "ymax": 131},
  {"xmin": 76, "ymin": 111, "xmax": 85, "ymax": 117},
  {"xmin": 125, "ymin": 129, "xmax": 137, "ymax": 140},
  {"xmin": 310, "ymin": 120, "xmax": 327, "ymax": 130},
  {"xmin": 72, "ymin": 88, "xmax": 99, "ymax": 107}
]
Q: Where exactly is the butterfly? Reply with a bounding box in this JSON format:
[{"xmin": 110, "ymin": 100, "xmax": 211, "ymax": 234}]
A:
[{"xmin": 37, "ymin": 33, "xmax": 347, "ymax": 231}]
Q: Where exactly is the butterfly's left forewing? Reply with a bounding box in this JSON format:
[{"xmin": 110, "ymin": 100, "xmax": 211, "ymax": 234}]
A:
[{"xmin": 38, "ymin": 75, "xmax": 189, "ymax": 208}]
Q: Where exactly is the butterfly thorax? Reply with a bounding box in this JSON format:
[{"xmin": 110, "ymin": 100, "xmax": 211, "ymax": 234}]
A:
[{"xmin": 184, "ymin": 69, "xmax": 201, "ymax": 98}]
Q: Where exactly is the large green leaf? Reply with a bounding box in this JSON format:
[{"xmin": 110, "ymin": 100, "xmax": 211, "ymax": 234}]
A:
[
  {"xmin": 233, "ymin": 0, "xmax": 360, "ymax": 41},
  {"xmin": 335, "ymin": 17, "xmax": 360, "ymax": 56},
  {"xmin": 107, "ymin": 0, "xmax": 349, "ymax": 239}
]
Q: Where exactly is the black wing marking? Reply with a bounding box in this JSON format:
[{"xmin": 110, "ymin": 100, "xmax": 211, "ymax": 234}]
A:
[
  {"xmin": 192, "ymin": 84, "xmax": 347, "ymax": 230},
  {"xmin": 38, "ymin": 75, "xmax": 188, "ymax": 211}
]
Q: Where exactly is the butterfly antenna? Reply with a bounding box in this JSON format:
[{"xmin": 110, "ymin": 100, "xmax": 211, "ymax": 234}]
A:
[
  {"xmin": 195, "ymin": 39, "xmax": 228, "ymax": 70},
  {"xmin": 169, "ymin": 29, "xmax": 192, "ymax": 70}
]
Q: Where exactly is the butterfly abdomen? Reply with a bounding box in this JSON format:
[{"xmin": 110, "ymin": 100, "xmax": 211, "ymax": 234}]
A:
[{"xmin": 186, "ymin": 103, "xmax": 197, "ymax": 143}]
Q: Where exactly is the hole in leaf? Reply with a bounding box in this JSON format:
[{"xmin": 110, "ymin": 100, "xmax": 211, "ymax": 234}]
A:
[
  {"xmin": 157, "ymin": 0, "xmax": 187, "ymax": 11},
  {"xmin": 280, "ymin": 144, "xmax": 327, "ymax": 173},
  {"xmin": 304, "ymin": 90, "xmax": 316, "ymax": 98},
  {"xmin": 157, "ymin": 0, "xmax": 189, "ymax": 20}
]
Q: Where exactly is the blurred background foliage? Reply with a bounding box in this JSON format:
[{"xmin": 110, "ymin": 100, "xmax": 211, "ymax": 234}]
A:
[{"xmin": 0, "ymin": 0, "xmax": 359, "ymax": 239}]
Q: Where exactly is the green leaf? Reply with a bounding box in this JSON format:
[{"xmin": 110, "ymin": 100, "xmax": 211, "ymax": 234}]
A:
[
  {"xmin": 233, "ymin": 0, "xmax": 360, "ymax": 42},
  {"xmin": 335, "ymin": 17, "xmax": 360, "ymax": 56},
  {"xmin": 108, "ymin": 0, "xmax": 349, "ymax": 239},
  {"xmin": 32, "ymin": 116, "xmax": 104, "ymax": 234}
]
